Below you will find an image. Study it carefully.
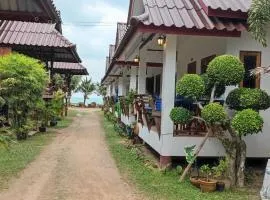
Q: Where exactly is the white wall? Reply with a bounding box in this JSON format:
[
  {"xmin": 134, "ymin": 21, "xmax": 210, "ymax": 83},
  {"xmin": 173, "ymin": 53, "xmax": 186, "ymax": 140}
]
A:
[{"xmin": 226, "ymin": 31, "xmax": 270, "ymax": 158}]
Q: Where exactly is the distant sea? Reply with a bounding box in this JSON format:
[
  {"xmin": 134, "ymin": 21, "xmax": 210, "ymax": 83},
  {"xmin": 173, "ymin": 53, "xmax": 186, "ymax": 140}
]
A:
[{"xmin": 71, "ymin": 96, "xmax": 103, "ymax": 105}]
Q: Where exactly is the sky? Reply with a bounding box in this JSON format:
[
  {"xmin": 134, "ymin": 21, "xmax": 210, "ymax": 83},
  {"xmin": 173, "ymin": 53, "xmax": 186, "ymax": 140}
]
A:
[{"xmin": 54, "ymin": 0, "xmax": 129, "ymax": 83}]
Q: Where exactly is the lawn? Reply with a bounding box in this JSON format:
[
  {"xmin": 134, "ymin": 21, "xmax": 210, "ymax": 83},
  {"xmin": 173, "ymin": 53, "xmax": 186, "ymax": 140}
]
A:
[
  {"xmin": 0, "ymin": 132, "xmax": 56, "ymax": 190},
  {"xmin": 103, "ymin": 116, "xmax": 258, "ymax": 200}
]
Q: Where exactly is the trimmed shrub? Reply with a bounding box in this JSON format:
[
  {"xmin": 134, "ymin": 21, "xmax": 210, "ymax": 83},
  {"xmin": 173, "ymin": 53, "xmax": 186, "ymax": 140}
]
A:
[
  {"xmin": 201, "ymin": 74, "xmax": 226, "ymax": 98},
  {"xmin": 176, "ymin": 74, "xmax": 205, "ymax": 100},
  {"xmin": 232, "ymin": 109, "xmax": 263, "ymax": 136},
  {"xmin": 207, "ymin": 55, "xmax": 245, "ymax": 86},
  {"xmin": 201, "ymin": 103, "xmax": 226, "ymax": 124},
  {"xmin": 170, "ymin": 107, "xmax": 192, "ymax": 124},
  {"xmin": 226, "ymin": 88, "xmax": 270, "ymax": 111}
]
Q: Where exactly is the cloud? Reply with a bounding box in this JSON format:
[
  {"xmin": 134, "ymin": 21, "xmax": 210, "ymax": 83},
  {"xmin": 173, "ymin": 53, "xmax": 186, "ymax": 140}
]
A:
[{"xmin": 58, "ymin": 0, "xmax": 128, "ymax": 83}]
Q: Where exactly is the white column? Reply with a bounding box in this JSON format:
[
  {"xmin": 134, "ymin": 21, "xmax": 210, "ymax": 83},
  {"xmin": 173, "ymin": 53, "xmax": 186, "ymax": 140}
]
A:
[
  {"xmin": 129, "ymin": 67, "xmax": 137, "ymax": 92},
  {"xmin": 138, "ymin": 61, "xmax": 146, "ymax": 94},
  {"xmin": 106, "ymin": 85, "xmax": 111, "ymax": 97},
  {"xmin": 118, "ymin": 77, "xmax": 126, "ymax": 96},
  {"xmin": 161, "ymin": 35, "xmax": 177, "ymax": 135},
  {"xmin": 112, "ymin": 82, "xmax": 116, "ymax": 96}
]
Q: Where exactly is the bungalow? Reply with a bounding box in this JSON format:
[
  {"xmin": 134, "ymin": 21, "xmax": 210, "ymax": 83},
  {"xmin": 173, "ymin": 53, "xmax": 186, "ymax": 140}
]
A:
[{"xmin": 102, "ymin": 0, "xmax": 270, "ymax": 167}]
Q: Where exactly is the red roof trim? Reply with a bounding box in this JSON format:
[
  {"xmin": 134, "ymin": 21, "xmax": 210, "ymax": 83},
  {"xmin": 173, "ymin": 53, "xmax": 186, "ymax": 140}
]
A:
[
  {"xmin": 146, "ymin": 62, "xmax": 163, "ymax": 68},
  {"xmin": 137, "ymin": 24, "xmax": 242, "ymax": 38},
  {"xmin": 198, "ymin": 0, "xmax": 248, "ymax": 19}
]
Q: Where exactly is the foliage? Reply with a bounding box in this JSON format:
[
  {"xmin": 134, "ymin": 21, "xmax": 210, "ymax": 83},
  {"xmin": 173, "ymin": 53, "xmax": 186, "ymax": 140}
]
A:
[
  {"xmin": 50, "ymin": 90, "xmax": 65, "ymax": 117},
  {"xmin": 115, "ymin": 102, "xmax": 121, "ymax": 118},
  {"xmin": 170, "ymin": 107, "xmax": 192, "ymax": 124},
  {"xmin": 0, "ymin": 53, "xmax": 48, "ymax": 131},
  {"xmin": 226, "ymin": 88, "xmax": 270, "ymax": 111},
  {"xmin": 232, "ymin": 109, "xmax": 264, "ymax": 136},
  {"xmin": 207, "ymin": 55, "xmax": 245, "ymax": 86},
  {"xmin": 103, "ymin": 117, "xmax": 252, "ymax": 200},
  {"xmin": 201, "ymin": 74, "xmax": 226, "ymax": 98},
  {"xmin": 70, "ymin": 76, "xmax": 81, "ymax": 93},
  {"xmin": 52, "ymin": 74, "xmax": 65, "ymax": 91},
  {"xmin": 176, "ymin": 165, "xmax": 183, "ymax": 175},
  {"xmin": 201, "ymin": 103, "xmax": 226, "ymax": 124},
  {"xmin": 176, "ymin": 74, "xmax": 205, "ymax": 100},
  {"xmin": 96, "ymin": 83, "xmax": 107, "ymax": 97},
  {"xmin": 200, "ymin": 164, "xmax": 212, "ymax": 182},
  {"xmin": 77, "ymin": 78, "xmax": 95, "ymax": 105},
  {"xmin": 184, "ymin": 145, "xmax": 196, "ymax": 165},
  {"xmin": 213, "ymin": 158, "xmax": 228, "ymax": 179},
  {"xmin": 248, "ymin": 0, "xmax": 270, "ymax": 47},
  {"xmin": 126, "ymin": 89, "xmax": 136, "ymax": 105}
]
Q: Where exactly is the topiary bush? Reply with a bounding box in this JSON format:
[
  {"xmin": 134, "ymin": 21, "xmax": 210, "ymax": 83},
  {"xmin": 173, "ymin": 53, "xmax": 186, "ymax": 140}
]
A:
[
  {"xmin": 201, "ymin": 74, "xmax": 226, "ymax": 98},
  {"xmin": 207, "ymin": 55, "xmax": 245, "ymax": 86},
  {"xmin": 201, "ymin": 103, "xmax": 226, "ymax": 124},
  {"xmin": 176, "ymin": 74, "xmax": 205, "ymax": 100},
  {"xmin": 232, "ymin": 109, "xmax": 264, "ymax": 136},
  {"xmin": 170, "ymin": 107, "xmax": 192, "ymax": 124},
  {"xmin": 226, "ymin": 88, "xmax": 270, "ymax": 111}
]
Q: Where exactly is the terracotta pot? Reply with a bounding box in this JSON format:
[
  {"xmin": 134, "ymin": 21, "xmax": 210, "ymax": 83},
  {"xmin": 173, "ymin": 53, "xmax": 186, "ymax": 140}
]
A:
[
  {"xmin": 216, "ymin": 181, "xmax": 225, "ymax": 192},
  {"xmin": 190, "ymin": 177, "xmax": 201, "ymax": 188},
  {"xmin": 199, "ymin": 179, "xmax": 217, "ymax": 193},
  {"xmin": 133, "ymin": 123, "xmax": 139, "ymax": 135}
]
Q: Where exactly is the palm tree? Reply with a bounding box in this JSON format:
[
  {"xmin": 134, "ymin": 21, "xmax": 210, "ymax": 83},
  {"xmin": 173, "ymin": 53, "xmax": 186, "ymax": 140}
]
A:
[
  {"xmin": 249, "ymin": 0, "xmax": 270, "ymax": 47},
  {"xmin": 77, "ymin": 78, "xmax": 95, "ymax": 106},
  {"xmin": 96, "ymin": 83, "xmax": 107, "ymax": 97}
]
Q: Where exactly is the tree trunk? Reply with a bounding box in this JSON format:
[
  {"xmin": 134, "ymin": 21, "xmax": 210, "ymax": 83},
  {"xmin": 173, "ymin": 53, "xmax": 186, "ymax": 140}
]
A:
[
  {"xmin": 236, "ymin": 139, "xmax": 247, "ymax": 187},
  {"xmin": 227, "ymin": 144, "xmax": 237, "ymax": 187},
  {"xmin": 180, "ymin": 129, "xmax": 211, "ymax": 182},
  {"xmin": 84, "ymin": 95, "xmax": 87, "ymax": 107}
]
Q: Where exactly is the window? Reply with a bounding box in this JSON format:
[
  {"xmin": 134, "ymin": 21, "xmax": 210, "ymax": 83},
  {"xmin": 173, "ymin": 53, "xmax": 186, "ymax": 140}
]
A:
[
  {"xmin": 155, "ymin": 74, "xmax": 161, "ymax": 96},
  {"xmin": 240, "ymin": 51, "xmax": 261, "ymax": 88},
  {"xmin": 201, "ymin": 55, "xmax": 216, "ymax": 74},
  {"xmin": 187, "ymin": 61, "xmax": 197, "ymax": 74},
  {"xmin": 146, "ymin": 77, "xmax": 154, "ymax": 95}
]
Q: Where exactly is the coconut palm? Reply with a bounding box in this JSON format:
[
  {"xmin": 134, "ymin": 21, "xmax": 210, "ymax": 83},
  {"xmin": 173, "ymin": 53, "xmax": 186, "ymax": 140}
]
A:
[
  {"xmin": 77, "ymin": 78, "xmax": 95, "ymax": 106},
  {"xmin": 249, "ymin": 0, "xmax": 270, "ymax": 47}
]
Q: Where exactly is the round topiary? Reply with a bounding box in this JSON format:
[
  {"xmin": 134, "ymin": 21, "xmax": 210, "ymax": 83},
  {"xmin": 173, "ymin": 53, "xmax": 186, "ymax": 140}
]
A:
[
  {"xmin": 201, "ymin": 74, "xmax": 226, "ymax": 98},
  {"xmin": 170, "ymin": 107, "xmax": 192, "ymax": 124},
  {"xmin": 176, "ymin": 74, "xmax": 205, "ymax": 100},
  {"xmin": 226, "ymin": 88, "xmax": 270, "ymax": 111},
  {"xmin": 207, "ymin": 55, "xmax": 245, "ymax": 86},
  {"xmin": 201, "ymin": 103, "xmax": 226, "ymax": 124},
  {"xmin": 231, "ymin": 109, "xmax": 263, "ymax": 136}
]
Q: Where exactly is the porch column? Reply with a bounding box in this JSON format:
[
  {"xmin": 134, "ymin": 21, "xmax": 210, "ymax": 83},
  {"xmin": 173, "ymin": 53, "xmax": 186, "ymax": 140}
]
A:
[
  {"xmin": 160, "ymin": 35, "xmax": 177, "ymax": 168},
  {"xmin": 106, "ymin": 85, "xmax": 111, "ymax": 97},
  {"xmin": 111, "ymin": 82, "xmax": 116, "ymax": 96},
  {"xmin": 129, "ymin": 67, "xmax": 137, "ymax": 92},
  {"xmin": 118, "ymin": 77, "xmax": 126, "ymax": 96},
  {"xmin": 138, "ymin": 61, "xmax": 146, "ymax": 94}
]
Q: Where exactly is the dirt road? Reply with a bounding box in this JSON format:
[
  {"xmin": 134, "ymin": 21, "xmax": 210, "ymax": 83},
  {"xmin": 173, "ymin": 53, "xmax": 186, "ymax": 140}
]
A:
[{"xmin": 0, "ymin": 109, "xmax": 139, "ymax": 200}]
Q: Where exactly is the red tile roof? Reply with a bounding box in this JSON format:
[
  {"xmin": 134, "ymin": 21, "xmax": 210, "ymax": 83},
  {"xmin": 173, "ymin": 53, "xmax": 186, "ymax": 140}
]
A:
[
  {"xmin": 53, "ymin": 62, "xmax": 88, "ymax": 75},
  {"xmin": 133, "ymin": 0, "xmax": 246, "ymax": 31},
  {"xmin": 0, "ymin": 20, "xmax": 73, "ymax": 47},
  {"xmin": 200, "ymin": 0, "xmax": 251, "ymax": 12}
]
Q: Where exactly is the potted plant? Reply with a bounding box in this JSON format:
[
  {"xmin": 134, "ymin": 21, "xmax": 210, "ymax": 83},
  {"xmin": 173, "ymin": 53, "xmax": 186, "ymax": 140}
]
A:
[
  {"xmin": 199, "ymin": 164, "xmax": 217, "ymax": 193},
  {"xmin": 213, "ymin": 158, "xmax": 228, "ymax": 192},
  {"xmin": 39, "ymin": 121, "xmax": 47, "ymax": 133}
]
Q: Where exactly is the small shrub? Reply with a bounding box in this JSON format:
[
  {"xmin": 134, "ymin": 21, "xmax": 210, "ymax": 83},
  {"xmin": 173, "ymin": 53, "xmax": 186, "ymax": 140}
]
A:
[
  {"xmin": 201, "ymin": 103, "xmax": 226, "ymax": 124},
  {"xmin": 176, "ymin": 74, "xmax": 205, "ymax": 100},
  {"xmin": 170, "ymin": 107, "xmax": 192, "ymax": 124},
  {"xmin": 232, "ymin": 109, "xmax": 263, "ymax": 136},
  {"xmin": 176, "ymin": 165, "xmax": 183, "ymax": 175},
  {"xmin": 207, "ymin": 55, "xmax": 245, "ymax": 86},
  {"xmin": 226, "ymin": 88, "xmax": 270, "ymax": 111}
]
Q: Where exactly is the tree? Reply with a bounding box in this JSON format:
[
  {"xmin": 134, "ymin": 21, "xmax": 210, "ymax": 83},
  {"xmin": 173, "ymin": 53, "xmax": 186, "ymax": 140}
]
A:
[
  {"xmin": 0, "ymin": 53, "xmax": 48, "ymax": 138},
  {"xmin": 96, "ymin": 83, "xmax": 107, "ymax": 97},
  {"xmin": 70, "ymin": 75, "xmax": 82, "ymax": 95},
  {"xmin": 175, "ymin": 55, "xmax": 270, "ymax": 187},
  {"xmin": 248, "ymin": 0, "xmax": 270, "ymax": 47},
  {"xmin": 77, "ymin": 78, "xmax": 95, "ymax": 106}
]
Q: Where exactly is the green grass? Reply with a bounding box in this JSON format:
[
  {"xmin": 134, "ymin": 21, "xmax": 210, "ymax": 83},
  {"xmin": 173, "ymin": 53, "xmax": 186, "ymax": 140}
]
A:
[
  {"xmin": 54, "ymin": 109, "xmax": 80, "ymax": 129},
  {"xmin": 0, "ymin": 132, "xmax": 56, "ymax": 190},
  {"xmin": 103, "ymin": 117, "xmax": 257, "ymax": 200}
]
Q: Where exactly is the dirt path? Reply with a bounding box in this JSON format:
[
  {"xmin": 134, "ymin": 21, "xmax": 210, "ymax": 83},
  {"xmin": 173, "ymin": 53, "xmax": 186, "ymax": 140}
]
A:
[{"xmin": 0, "ymin": 109, "xmax": 140, "ymax": 200}]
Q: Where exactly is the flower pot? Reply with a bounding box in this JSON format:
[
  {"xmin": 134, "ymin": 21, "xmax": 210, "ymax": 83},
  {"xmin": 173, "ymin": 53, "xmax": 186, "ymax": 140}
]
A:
[
  {"xmin": 216, "ymin": 181, "xmax": 225, "ymax": 192},
  {"xmin": 199, "ymin": 179, "xmax": 217, "ymax": 193},
  {"xmin": 190, "ymin": 177, "xmax": 201, "ymax": 188},
  {"xmin": 39, "ymin": 127, "xmax": 46, "ymax": 133},
  {"xmin": 16, "ymin": 132, "xmax": 28, "ymax": 140}
]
